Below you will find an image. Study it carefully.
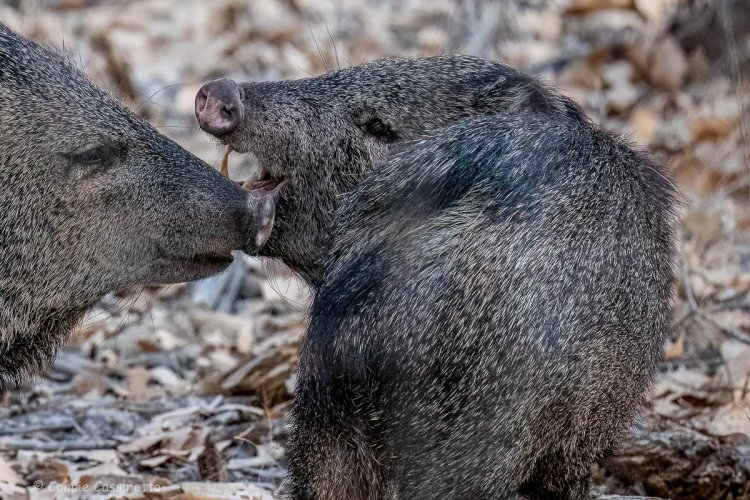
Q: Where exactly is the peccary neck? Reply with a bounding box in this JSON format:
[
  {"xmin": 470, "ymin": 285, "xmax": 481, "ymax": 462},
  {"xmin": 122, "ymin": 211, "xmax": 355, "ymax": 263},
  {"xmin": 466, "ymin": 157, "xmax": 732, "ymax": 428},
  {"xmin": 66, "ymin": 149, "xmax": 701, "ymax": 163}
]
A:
[{"xmin": 0, "ymin": 293, "xmax": 86, "ymax": 393}]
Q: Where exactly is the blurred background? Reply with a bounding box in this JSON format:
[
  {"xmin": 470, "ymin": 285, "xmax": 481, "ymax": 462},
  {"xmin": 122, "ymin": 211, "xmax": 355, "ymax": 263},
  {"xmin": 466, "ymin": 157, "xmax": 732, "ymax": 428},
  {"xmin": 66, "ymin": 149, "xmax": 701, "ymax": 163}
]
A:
[{"xmin": 0, "ymin": 0, "xmax": 748, "ymax": 498}]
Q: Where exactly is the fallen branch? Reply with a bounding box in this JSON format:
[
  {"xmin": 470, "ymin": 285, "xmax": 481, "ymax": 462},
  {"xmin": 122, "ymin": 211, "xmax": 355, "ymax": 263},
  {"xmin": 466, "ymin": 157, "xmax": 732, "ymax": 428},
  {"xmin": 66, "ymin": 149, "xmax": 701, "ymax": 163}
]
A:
[
  {"xmin": 0, "ymin": 438, "xmax": 118, "ymax": 451},
  {"xmin": 600, "ymin": 414, "xmax": 750, "ymax": 499}
]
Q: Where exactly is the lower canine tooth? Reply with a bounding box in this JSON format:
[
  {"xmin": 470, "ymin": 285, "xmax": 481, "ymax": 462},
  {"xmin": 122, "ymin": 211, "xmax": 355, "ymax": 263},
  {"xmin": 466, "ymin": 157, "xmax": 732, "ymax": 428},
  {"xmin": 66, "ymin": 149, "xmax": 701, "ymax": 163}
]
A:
[{"xmin": 220, "ymin": 144, "xmax": 233, "ymax": 177}]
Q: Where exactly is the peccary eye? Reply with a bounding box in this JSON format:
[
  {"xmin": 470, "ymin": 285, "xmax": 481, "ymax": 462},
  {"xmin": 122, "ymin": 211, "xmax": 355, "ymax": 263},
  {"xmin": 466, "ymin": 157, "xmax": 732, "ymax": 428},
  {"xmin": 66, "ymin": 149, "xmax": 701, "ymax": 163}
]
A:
[
  {"xmin": 363, "ymin": 117, "xmax": 398, "ymax": 143},
  {"xmin": 65, "ymin": 142, "xmax": 127, "ymax": 180},
  {"xmin": 70, "ymin": 143, "xmax": 125, "ymax": 166}
]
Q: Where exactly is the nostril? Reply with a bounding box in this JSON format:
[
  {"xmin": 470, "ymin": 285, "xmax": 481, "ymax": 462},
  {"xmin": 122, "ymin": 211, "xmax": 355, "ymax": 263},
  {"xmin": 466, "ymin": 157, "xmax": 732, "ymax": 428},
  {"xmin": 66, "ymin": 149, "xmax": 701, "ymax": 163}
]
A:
[{"xmin": 195, "ymin": 89, "xmax": 208, "ymax": 116}]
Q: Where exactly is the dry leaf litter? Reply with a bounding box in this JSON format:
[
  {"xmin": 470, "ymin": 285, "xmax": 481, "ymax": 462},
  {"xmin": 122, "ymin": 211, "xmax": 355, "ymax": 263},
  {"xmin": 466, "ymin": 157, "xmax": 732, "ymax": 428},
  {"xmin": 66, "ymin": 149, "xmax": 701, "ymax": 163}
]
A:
[{"xmin": 0, "ymin": 0, "xmax": 749, "ymax": 498}]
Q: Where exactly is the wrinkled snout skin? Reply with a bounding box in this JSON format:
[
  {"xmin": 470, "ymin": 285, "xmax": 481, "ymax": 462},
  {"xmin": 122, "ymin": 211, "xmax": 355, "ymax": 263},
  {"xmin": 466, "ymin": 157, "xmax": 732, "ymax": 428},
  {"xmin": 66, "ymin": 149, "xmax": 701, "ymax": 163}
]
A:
[{"xmin": 0, "ymin": 24, "xmax": 277, "ymax": 391}]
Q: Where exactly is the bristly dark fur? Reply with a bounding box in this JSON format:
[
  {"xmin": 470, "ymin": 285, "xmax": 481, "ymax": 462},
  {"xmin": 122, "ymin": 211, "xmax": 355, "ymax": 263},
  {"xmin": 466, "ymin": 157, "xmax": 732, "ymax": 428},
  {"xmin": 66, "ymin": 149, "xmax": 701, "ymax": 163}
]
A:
[
  {"xmin": 202, "ymin": 54, "xmax": 677, "ymax": 499},
  {"xmin": 0, "ymin": 24, "xmax": 262, "ymax": 392}
]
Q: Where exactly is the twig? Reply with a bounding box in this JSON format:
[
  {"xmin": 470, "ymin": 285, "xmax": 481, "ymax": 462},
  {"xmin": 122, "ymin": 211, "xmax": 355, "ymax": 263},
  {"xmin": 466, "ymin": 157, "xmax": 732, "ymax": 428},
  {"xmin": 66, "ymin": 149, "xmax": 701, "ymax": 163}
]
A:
[
  {"xmin": 696, "ymin": 309, "xmax": 750, "ymax": 345},
  {"xmin": 0, "ymin": 423, "xmax": 75, "ymax": 435},
  {"xmin": 0, "ymin": 437, "xmax": 117, "ymax": 451},
  {"xmin": 681, "ymin": 256, "xmax": 699, "ymax": 313}
]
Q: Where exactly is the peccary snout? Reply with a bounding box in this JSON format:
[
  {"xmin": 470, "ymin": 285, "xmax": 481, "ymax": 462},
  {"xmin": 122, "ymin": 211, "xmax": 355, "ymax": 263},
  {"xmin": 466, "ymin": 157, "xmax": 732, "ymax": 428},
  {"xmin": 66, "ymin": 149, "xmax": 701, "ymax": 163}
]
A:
[
  {"xmin": 143, "ymin": 160, "xmax": 278, "ymax": 285},
  {"xmin": 195, "ymin": 78, "xmax": 243, "ymax": 136}
]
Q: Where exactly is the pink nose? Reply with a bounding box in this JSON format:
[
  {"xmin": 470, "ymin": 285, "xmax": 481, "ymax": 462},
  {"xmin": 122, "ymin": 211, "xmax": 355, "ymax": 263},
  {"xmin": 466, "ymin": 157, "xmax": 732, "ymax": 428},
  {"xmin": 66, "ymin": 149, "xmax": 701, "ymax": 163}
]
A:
[{"xmin": 195, "ymin": 78, "xmax": 243, "ymax": 136}]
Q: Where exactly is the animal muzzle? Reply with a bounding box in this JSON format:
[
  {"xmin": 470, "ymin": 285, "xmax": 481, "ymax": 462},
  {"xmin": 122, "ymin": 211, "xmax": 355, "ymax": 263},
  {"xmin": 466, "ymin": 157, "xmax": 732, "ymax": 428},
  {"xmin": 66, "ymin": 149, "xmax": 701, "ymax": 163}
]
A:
[{"xmin": 195, "ymin": 78, "xmax": 243, "ymax": 137}]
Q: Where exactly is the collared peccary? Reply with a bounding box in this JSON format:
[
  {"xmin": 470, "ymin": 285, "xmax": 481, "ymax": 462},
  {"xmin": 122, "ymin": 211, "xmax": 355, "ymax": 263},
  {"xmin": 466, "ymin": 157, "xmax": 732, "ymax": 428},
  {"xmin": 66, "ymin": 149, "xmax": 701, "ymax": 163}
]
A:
[
  {"xmin": 0, "ymin": 24, "xmax": 281, "ymax": 393},
  {"xmin": 197, "ymin": 55, "xmax": 676, "ymax": 499}
]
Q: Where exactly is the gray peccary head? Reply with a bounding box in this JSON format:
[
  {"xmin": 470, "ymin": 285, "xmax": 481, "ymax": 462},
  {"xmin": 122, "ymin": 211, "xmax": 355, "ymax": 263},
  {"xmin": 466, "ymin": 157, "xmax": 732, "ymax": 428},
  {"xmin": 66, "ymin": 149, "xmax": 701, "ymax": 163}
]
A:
[
  {"xmin": 0, "ymin": 24, "xmax": 280, "ymax": 392},
  {"xmin": 196, "ymin": 55, "xmax": 570, "ymax": 284}
]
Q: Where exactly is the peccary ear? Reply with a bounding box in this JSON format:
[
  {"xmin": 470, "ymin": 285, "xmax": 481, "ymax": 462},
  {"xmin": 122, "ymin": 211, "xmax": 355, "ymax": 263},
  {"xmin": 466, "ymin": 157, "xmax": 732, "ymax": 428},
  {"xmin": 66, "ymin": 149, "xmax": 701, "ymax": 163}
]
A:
[
  {"xmin": 475, "ymin": 73, "xmax": 567, "ymax": 117},
  {"xmin": 351, "ymin": 105, "xmax": 398, "ymax": 143},
  {"xmin": 255, "ymin": 196, "xmax": 276, "ymax": 249}
]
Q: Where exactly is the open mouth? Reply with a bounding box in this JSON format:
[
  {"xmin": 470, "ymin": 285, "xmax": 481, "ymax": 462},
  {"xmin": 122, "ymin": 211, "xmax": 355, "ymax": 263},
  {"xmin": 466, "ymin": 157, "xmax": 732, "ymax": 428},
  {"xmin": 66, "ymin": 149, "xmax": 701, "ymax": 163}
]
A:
[
  {"xmin": 244, "ymin": 176, "xmax": 285, "ymax": 193},
  {"xmin": 223, "ymin": 146, "xmax": 286, "ymax": 194},
  {"xmin": 219, "ymin": 144, "xmax": 285, "ymax": 191}
]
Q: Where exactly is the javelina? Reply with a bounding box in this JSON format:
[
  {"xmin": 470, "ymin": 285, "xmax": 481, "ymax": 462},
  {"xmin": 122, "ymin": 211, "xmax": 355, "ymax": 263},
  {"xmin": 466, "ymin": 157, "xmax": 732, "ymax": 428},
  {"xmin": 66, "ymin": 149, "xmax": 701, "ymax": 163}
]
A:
[
  {"xmin": 0, "ymin": 24, "xmax": 281, "ymax": 393},
  {"xmin": 197, "ymin": 55, "xmax": 676, "ymax": 499}
]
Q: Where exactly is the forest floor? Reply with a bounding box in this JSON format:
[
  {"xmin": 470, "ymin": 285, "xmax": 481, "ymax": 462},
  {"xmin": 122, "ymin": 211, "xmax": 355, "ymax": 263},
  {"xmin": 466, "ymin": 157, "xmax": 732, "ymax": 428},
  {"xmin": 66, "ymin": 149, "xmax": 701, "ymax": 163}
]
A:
[{"xmin": 1, "ymin": 0, "xmax": 749, "ymax": 498}]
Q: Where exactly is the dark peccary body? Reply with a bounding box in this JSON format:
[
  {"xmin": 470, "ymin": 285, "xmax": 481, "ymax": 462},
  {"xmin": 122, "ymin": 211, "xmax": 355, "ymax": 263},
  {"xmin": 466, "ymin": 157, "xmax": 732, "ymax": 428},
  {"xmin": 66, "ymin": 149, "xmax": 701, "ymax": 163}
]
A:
[
  {"xmin": 0, "ymin": 24, "xmax": 280, "ymax": 392},
  {"xmin": 197, "ymin": 56, "xmax": 676, "ymax": 499}
]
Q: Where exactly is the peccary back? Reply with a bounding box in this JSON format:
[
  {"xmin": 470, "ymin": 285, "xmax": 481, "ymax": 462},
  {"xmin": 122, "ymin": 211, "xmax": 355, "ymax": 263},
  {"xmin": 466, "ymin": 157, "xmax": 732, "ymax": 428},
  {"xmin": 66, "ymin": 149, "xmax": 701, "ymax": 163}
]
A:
[{"xmin": 292, "ymin": 113, "xmax": 675, "ymax": 499}]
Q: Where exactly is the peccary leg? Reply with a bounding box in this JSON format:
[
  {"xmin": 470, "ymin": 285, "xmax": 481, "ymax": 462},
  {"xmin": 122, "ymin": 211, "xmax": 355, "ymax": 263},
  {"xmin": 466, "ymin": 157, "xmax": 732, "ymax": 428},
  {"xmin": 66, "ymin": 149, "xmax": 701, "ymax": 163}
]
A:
[
  {"xmin": 518, "ymin": 449, "xmax": 590, "ymax": 500},
  {"xmin": 288, "ymin": 404, "xmax": 531, "ymax": 500},
  {"xmin": 287, "ymin": 379, "xmax": 387, "ymax": 500},
  {"xmin": 287, "ymin": 434, "xmax": 383, "ymax": 500}
]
